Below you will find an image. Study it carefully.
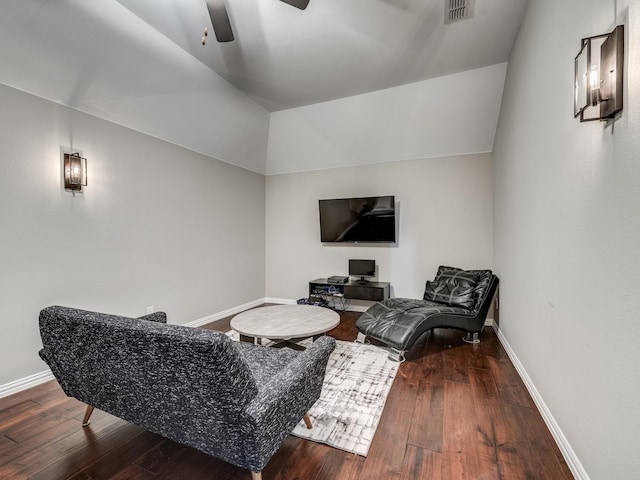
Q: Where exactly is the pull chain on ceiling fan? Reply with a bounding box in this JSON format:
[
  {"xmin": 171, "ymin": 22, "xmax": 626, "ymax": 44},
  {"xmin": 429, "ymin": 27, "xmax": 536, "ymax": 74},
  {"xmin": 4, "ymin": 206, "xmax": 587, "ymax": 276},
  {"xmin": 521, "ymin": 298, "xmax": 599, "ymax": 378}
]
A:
[{"xmin": 203, "ymin": 0, "xmax": 310, "ymax": 44}]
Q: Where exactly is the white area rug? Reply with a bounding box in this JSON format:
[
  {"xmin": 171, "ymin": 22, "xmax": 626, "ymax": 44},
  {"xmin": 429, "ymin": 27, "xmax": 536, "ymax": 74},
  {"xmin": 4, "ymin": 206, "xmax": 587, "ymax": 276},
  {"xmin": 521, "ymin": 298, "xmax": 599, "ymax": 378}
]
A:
[
  {"xmin": 225, "ymin": 331, "xmax": 399, "ymax": 456},
  {"xmin": 291, "ymin": 339, "xmax": 399, "ymax": 456}
]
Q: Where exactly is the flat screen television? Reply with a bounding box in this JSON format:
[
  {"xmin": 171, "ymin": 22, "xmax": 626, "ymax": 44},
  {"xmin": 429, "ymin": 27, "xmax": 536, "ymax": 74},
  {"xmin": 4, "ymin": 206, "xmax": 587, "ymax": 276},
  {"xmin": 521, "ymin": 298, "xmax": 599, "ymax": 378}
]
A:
[
  {"xmin": 349, "ymin": 259, "xmax": 376, "ymax": 283},
  {"xmin": 318, "ymin": 195, "xmax": 396, "ymax": 243}
]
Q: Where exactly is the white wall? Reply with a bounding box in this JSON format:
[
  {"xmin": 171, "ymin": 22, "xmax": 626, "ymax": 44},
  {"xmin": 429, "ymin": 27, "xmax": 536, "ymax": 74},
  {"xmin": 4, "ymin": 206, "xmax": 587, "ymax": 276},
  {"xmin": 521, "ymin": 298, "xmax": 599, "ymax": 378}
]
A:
[
  {"xmin": 266, "ymin": 64, "xmax": 507, "ymax": 175},
  {"xmin": 493, "ymin": 0, "xmax": 639, "ymax": 478},
  {"xmin": 265, "ymin": 154, "xmax": 493, "ymax": 306},
  {"xmin": 0, "ymin": 84, "xmax": 266, "ymax": 386}
]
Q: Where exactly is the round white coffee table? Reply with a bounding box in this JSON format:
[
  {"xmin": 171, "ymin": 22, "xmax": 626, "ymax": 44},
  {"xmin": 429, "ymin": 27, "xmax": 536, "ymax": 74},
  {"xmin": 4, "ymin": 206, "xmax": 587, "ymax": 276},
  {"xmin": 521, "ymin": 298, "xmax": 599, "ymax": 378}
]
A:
[{"xmin": 230, "ymin": 304, "xmax": 340, "ymax": 350}]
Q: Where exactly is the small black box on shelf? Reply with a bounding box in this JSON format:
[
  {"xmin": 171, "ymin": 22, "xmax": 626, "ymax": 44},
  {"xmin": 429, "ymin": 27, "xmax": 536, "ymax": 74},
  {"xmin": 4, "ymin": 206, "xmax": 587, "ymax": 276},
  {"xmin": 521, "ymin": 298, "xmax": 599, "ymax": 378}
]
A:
[{"xmin": 328, "ymin": 276, "xmax": 349, "ymax": 284}]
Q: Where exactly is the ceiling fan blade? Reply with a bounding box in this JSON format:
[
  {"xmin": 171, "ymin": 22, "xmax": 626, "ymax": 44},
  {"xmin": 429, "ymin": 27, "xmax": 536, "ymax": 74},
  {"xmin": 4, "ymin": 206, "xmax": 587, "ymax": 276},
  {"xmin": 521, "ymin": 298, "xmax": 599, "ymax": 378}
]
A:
[
  {"xmin": 205, "ymin": 0, "xmax": 234, "ymax": 42},
  {"xmin": 280, "ymin": 0, "xmax": 310, "ymax": 10}
]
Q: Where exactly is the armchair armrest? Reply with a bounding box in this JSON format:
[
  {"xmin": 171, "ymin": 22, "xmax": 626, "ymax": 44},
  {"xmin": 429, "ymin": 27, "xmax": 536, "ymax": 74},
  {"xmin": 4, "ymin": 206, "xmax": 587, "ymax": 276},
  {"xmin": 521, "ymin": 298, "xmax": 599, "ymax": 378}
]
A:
[
  {"xmin": 137, "ymin": 312, "xmax": 167, "ymax": 323},
  {"xmin": 241, "ymin": 336, "xmax": 335, "ymax": 468},
  {"xmin": 245, "ymin": 336, "xmax": 335, "ymax": 419}
]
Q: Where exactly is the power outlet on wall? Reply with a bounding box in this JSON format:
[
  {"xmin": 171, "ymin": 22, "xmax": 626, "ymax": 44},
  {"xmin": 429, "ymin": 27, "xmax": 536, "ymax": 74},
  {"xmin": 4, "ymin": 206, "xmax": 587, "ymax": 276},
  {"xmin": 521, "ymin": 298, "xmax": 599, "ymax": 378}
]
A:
[{"xmin": 146, "ymin": 306, "xmax": 154, "ymax": 314}]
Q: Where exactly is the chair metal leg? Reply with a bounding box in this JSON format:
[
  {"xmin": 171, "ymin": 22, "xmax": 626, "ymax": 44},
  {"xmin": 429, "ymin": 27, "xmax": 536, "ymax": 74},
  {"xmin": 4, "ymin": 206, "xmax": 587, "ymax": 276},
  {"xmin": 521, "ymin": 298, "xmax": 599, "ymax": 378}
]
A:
[
  {"xmin": 462, "ymin": 332, "xmax": 480, "ymax": 344},
  {"xmin": 82, "ymin": 405, "xmax": 95, "ymax": 427},
  {"xmin": 357, "ymin": 331, "xmax": 404, "ymax": 360},
  {"xmin": 388, "ymin": 348, "xmax": 406, "ymax": 362}
]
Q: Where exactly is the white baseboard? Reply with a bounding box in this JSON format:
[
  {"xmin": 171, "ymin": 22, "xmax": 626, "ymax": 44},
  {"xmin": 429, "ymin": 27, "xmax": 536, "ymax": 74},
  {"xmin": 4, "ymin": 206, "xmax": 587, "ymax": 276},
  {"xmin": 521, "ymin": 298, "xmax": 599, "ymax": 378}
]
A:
[
  {"xmin": 0, "ymin": 369, "xmax": 54, "ymax": 399},
  {"xmin": 183, "ymin": 298, "xmax": 266, "ymax": 328},
  {"xmin": 491, "ymin": 323, "xmax": 589, "ymax": 480},
  {"xmin": 264, "ymin": 297, "xmax": 297, "ymax": 305},
  {"xmin": 344, "ymin": 304, "xmax": 369, "ymax": 313}
]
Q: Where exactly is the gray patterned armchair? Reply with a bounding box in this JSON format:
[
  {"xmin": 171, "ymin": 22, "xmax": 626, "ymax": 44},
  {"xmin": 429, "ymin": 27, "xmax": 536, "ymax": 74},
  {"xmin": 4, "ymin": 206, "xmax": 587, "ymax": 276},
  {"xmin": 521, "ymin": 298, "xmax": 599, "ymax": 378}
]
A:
[
  {"xmin": 38, "ymin": 306, "xmax": 335, "ymax": 480},
  {"xmin": 356, "ymin": 266, "xmax": 498, "ymax": 361}
]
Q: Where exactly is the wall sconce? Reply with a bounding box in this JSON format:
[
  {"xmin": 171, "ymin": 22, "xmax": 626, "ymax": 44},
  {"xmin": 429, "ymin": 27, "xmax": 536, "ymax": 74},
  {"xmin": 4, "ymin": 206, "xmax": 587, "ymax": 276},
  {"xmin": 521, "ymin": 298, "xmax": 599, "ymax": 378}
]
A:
[
  {"xmin": 64, "ymin": 153, "xmax": 87, "ymax": 191},
  {"xmin": 574, "ymin": 25, "xmax": 624, "ymax": 122}
]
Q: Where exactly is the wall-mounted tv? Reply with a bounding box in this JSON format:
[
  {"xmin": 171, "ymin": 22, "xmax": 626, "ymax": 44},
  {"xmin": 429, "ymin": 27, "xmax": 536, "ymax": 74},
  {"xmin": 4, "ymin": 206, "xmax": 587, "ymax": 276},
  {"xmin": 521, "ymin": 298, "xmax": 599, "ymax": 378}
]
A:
[{"xmin": 319, "ymin": 195, "xmax": 396, "ymax": 243}]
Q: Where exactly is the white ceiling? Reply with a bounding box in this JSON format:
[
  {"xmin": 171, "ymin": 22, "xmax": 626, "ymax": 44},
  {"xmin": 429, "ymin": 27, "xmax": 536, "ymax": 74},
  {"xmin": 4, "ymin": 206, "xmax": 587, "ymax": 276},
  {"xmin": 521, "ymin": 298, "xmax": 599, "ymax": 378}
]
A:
[{"xmin": 1, "ymin": 0, "xmax": 530, "ymax": 112}]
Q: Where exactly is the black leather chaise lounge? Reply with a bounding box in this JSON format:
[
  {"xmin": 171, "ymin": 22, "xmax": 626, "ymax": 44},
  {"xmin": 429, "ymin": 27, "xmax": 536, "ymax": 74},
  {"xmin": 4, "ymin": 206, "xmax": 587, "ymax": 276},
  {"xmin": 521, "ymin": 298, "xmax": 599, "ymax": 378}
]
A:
[{"xmin": 355, "ymin": 266, "xmax": 498, "ymax": 361}]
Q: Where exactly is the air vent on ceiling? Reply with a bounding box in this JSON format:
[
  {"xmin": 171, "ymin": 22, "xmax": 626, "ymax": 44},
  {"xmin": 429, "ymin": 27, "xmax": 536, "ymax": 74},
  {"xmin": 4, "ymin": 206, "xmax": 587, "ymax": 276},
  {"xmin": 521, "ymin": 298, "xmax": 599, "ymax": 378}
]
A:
[{"xmin": 445, "ymin": 0, "xmax": 474, "ymax": 24}]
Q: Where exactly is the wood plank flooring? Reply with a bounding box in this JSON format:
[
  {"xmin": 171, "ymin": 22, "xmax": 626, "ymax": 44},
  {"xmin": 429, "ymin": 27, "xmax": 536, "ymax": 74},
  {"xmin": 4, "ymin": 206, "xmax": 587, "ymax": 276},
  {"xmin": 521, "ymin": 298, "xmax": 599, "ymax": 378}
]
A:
[{"xmin": 0, "ymin": 309, "xmax": 573, "ymax": 479}]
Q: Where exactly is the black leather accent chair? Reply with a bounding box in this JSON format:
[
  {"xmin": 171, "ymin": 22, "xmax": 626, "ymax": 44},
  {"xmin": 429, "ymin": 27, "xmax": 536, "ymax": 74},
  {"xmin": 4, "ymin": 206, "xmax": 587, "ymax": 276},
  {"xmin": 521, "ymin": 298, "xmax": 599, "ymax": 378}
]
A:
[{"xmin": 355, "ymin": 266, "xmax": 498, "ymax": 361}]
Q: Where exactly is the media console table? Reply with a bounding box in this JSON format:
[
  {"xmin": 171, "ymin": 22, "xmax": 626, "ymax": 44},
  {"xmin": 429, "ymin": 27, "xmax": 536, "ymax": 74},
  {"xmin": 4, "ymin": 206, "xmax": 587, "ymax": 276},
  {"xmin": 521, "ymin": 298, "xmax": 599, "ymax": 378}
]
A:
[{"xmin": 309, "ymin": 278, "xmax": 390, "ymax": 302}]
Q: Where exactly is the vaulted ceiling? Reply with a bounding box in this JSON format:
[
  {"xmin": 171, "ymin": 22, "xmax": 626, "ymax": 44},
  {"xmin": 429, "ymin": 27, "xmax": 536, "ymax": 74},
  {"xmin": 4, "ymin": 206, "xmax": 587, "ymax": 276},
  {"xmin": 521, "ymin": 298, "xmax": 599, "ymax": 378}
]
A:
[
  {"xmin": 1, "ymin": 0, "xmax": 529, "ymax": 111},
  {"xmin": 118, "ymin": 0, "xmax": 531, "ymax": 111},
  {"xmin": 0, "ymin": 0, "xmax": 530, "ymax": 173}
]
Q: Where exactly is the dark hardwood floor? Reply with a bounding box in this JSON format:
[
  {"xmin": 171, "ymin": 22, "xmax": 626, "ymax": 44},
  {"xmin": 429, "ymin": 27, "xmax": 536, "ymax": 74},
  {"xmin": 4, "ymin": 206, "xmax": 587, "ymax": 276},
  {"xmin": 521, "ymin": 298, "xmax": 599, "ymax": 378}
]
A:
[{"xmin": 0, "ymin": 309, "xmax": 573, "ymax": 479}]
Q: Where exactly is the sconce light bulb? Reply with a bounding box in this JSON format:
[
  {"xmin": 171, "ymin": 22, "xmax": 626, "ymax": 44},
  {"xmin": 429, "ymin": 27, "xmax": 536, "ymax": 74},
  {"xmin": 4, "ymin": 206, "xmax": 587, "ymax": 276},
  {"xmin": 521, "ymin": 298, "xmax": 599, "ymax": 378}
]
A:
[
  {"xmin": 589, "ymin": 65, "xmax": 601, "ymax": 106},
  {"xmin": 590, "ymin": 66, "xmax": 599, "ymax": 89}
]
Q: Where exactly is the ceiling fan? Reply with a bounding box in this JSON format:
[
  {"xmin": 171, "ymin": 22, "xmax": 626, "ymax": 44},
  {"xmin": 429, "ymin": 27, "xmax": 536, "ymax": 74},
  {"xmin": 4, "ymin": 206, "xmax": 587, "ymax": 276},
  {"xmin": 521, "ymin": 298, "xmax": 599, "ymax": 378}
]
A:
[{"xmin": 204, "ymin": 0, "xmax": 310, "ymax": 43}]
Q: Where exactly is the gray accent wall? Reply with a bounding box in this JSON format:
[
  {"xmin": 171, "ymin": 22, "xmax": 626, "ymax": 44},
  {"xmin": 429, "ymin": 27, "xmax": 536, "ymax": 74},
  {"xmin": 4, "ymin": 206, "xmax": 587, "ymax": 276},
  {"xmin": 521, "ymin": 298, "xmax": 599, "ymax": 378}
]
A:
[
  {"xmin": 0, "ymin": 83, "xmax": 266, "ymax": 386},
  {"xmin": 493, "ymin": 0, "xmax": 639, "ymax": 478},
  {"xmin": 265, "ymin": 154, "xmax": 494, "ymax": 306}
]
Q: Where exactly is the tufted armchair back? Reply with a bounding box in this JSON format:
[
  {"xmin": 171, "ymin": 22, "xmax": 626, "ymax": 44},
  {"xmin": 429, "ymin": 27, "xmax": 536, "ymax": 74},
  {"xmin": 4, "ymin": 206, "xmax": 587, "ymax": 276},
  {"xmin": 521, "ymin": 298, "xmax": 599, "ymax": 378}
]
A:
[{"xmin": 423, "ymin": 266, "xmax": 495, "ymax": 312}]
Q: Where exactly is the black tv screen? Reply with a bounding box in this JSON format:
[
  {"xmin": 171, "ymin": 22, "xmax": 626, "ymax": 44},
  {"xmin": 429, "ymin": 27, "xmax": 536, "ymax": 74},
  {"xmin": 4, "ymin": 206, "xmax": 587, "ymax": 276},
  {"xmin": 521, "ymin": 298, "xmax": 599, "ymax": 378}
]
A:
[{"xmin": 319, "ymin": 196, "xmax": 396, "ymax": 243}]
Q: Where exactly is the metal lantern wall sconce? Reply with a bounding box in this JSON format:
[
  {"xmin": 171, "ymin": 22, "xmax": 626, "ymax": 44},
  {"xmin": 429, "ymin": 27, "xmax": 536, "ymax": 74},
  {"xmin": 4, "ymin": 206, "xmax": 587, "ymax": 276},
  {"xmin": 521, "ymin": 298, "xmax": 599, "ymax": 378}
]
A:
[
  {"xmin": 64, "ymin": 152, "xmax": 88, "ymax": 191},
  {"xmin": 574, "ymin": 25, "xmax": 624, "ymax": 122}
]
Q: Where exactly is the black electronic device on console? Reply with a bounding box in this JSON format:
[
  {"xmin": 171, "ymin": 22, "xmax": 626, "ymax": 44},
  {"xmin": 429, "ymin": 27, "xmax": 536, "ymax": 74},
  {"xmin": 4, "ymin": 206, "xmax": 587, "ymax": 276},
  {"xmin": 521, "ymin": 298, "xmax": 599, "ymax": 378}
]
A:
[
  {"xmin": 328, "ymin": 276, "xmax": 349, "ymax": 284},
  {"xmin": 349, "ymin": 259, "xmax": 376, "ymax": 284}
]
